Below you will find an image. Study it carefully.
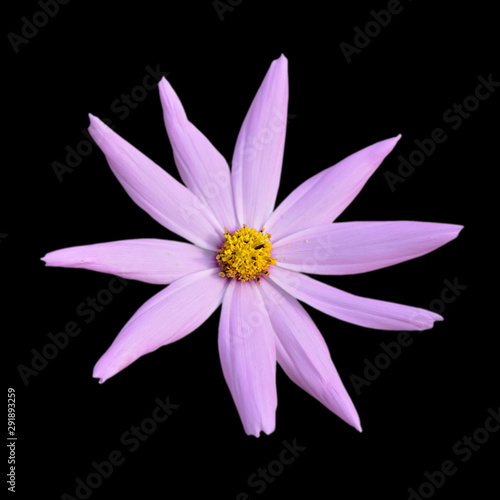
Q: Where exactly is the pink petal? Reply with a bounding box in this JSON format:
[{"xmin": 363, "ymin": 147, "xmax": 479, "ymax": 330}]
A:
[
  {"xmin": 265, "ymin": 135, "xmax": 401, "ymax": 241},
  {"xmin": 93, "ymin": 268, "xmax": 227, "ymax": 383},
  {"xmin": 259, "ymin": 279, "xmax": 361, "ymax": 431},
  {"xmin": 273, "ymin": 221, "xmax": 463, "ymax": 275},
  {"xmin": 270, "ymin": 266, "xmax": 443, "ymax": 331},
  {"xmin": 159, "ymin": 78, "xmax": 238, "ymax": 232},
  {"xmin": 218, "ymin": 280, "xmax": 277, "ymax": 437},
  {"xmin": 232, "ymin": 54, "xmax": 289, "ymax": 230},
  {"xmin": 88, "ymin": 115, "xmax": 222, "ymax": 250},
  {"xmin": 41, "ymin": 239, "xmax": 215, "ymax": 285}
]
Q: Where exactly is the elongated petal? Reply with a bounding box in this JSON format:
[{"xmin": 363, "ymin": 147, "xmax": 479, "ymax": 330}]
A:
[
  {"xmin": 88, "ymin": 115, "xmax": 222, "ymax": 250},
  {"xmin": 269, "ymin": 266, "xmax": 443, "ymax": 331},
  {"xmin": 159, "ymin": 78, "xmax": 238, "ymax": 231},
  {"xmin": 265, "ymin": 135, "xmax": 401, "ymax": 241},
  {"xmin": 41, "ymin": 239, "xmax": 215, "ymax": 285},
  {"xmin": 273, "ymin": 221, "xmax": 463, "ymax": 275},
  {"xmin": 218, "ymin": 280, "xmax": 277, "ymax": 437},
  {"xmin": 232, "ymin": 54, "xmax": 289, "ymax": 229},
  {"xmin": 93, "ymin": 268, "xmax": 227, "ymax": 383},
  {"xmin": 259, "ymin": 279, "xmax": 361, "ymax": 431}
]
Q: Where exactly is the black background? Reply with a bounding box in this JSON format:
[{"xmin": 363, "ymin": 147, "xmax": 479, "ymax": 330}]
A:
[{"xmin": 4, "ymin": 0, "xmax": 498, "ymax": 499}]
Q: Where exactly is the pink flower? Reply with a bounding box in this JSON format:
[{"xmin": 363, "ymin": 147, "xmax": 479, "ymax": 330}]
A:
[{"xmin": 42, "ymin": 55, "xmax": 462, "ymax": 437}]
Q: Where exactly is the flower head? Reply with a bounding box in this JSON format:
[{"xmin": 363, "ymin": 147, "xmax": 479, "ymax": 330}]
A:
[
  {"xmin": 216, "ymin": 225, "xmax": 276, "ymax": 283},
  {"xmin": 42, "ymin": 55, "xmax": 462, "ymax": 436}
]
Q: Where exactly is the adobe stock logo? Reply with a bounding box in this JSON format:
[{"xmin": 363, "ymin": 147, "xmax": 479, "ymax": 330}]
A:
[
  {"xmin": 213, "ymin": 0, "xmax": 244, "ymax": 21},
  {"xmin": 339, "ymin": 0, "xmax": 412, "ymax": 63},
  {"xmin": 7, "ymin": 0, "xmax": 71, "ymax": 54},
  {"xmin": 51, "ymin": 64, "xmax": 169, "ymax": 182},
  {"xmin": 61, "ymin": 396, "xmax": 179, "ymax": 500},
  {"xmin": 17, "ymin": 277, "xmax": 129, "ymax": 386},
  {"xmin": 407, "ymin": 406, "xmax": 499, "ymax": 499},
  {"xmin": 349, "ymin": 277, "xmax": 467, "ymax": 396},
  {"xmin": 235, "ymin": 439, "xmax": 307, "ymax": 499},
  {"xmin": 384, "ymin": 73, "xmax": 499, "ymax": 192}
]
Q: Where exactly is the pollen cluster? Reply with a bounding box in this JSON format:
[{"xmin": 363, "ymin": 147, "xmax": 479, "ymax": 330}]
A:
[{"xmin": 216, "ymin": 225, "xmax": 276, "ymax": 284}]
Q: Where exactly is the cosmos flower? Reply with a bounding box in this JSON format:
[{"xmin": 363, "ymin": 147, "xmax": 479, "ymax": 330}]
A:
[{"xmin": 42, "ymin": 55, "xmax": 462, "ymax": 437}]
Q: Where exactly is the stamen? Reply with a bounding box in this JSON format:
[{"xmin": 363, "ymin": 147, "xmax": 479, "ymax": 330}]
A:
[{"xmin": 216, "ymin": 225, "xmax": 276, "ymax": 284}]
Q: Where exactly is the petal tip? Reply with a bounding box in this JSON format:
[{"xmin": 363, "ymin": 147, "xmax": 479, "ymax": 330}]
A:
[
  {"xmin": 88, "ymin": 113, "xmax": 108, "ymax": 131},
  {"xmin": 411, "ymin": 310, "xmax": 444, "ymax": 331},
  {"xmin": 40, "ymin": 252, "xmax": 58, "ymax": 267},
  {"xmin": 246, "ymin": 425, "xmax": 275, "ymax": 438},
  {"xmin": 93, "ymin": 361, "xmax": 112, "ymax": 384},
  {"xmin": 453, "ymin": 224, "xmax": 465, "ymax": 238},
  {"xmin": 432, "ymin": 313, "xmax": 444, "ymax": 323},
  {"xmin": 88, "ymin": 113, "xmax": 100, "ymax": 128},
  {"xmin": 389, "ymin": 133, "xmax": 402, "ymax": 147},
  {"xmin": 271, "ymin": 53, "xmax": 288, "ymax": 72},
  {"xmin": 88, "ymin": 114, "xmax": 113, "ymax": 143},
  {"xmin": 158, "ymin": 76, "xmax": 170, "ymax": 93},
  {"xmin": 441, "ymin": 223, "xmax": 464, "ymax": 242},
  {"xmin": 158, "ymin": 77, "xmax": 187, "ymax": 122},
  {"xmin": 341, "ymin": 402, "xmax": 362, "ymax": 432},
  {"xmin": 93, "ymin": 371, "xmax": 107, "ymax": 385},
  {"xmin": 88, "ymin": 114, "xmax": 100, "ymax": 135}
]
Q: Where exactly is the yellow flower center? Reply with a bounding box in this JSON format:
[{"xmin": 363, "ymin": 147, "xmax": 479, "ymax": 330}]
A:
[{"xmin": 216, "ymin": 225, "xmax": 276, "ymax": 284}]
